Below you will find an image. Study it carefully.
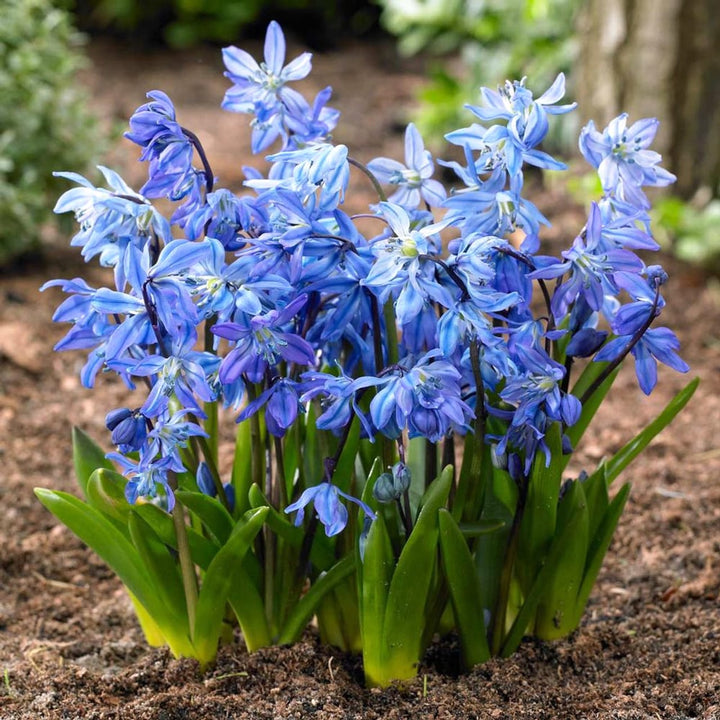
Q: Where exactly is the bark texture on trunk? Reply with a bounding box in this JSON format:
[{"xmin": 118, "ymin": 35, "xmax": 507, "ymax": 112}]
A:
[{"xmin": 577, "ymin": 0, "xmax": 720, "ymax": 198}]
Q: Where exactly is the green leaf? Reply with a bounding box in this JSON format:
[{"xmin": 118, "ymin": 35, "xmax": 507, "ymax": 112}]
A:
[
  {"xmin": 231, "ymin": 419, "xmax": 253, "ymax": 516},
  {"xmin": 458, "ymin": 519, "xmax": 506, "ymax": 537},
  {"xmin": 499, "ymin": 489, "xmax": 590, "ymax": 658},
  {"xmin": 278, "ymin": 555, "xmax": 356, "ymax": 645},
  {"xmin": 193, "ymin": 506, "xmax": 268, "ymax": 668},
  {"xmin": 516, "ymin": 422, "xmax": 564, "ymax": 594},
  {"xmin": 380, "ymin": 467, "xmax": 452, "ymax": 683},
  {"xmin": 573, "ymin": 482, "xmax": 630, "ymax": 627},
  {"xmin": 533, "ymin": 480, "xmax": 589, "ymax": 639},
  {"xmin": 438, "ymin": 509, "xmax": 490, "ymax": 667},
  {"xmin": 565, "ymin": 364, "xmax": 620, "ymax": 468},
  {"xmin": 226, "ymin": 563, "xmax": 271, "ymax": 652},
  {"xmin": 604, "ymin": 378, "xmax": 699, "ymax": 484},
  {"xmin": 134, "ymin": 503, "xmax": 219, "ymax": 570},
  {"xmin": 128, "ymin": 511, "xmax": 189, "ymax": 635},
  {"xmin": 175, "ymin": 490, "xmax": 234, "ymax": 546},
  {"xmin": 86, "ymin": 468, "xmax": 132, "ymax": 527},
  {"xmin": 34, "ymin": 488, "xmax": 194, "ymax": 656},
  {"xmin": 360, "ymin": 511, "xmax": 394, "ymax": 688},
  {"xmin": 72, "ymin": 426, "xmax": 114, "ymax": 498}
]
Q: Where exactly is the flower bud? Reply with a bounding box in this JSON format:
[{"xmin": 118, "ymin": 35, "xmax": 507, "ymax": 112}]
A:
[
  {"xmin": 566, "ymin": 328, "xmax": 608, "ymax": 358},
  {"xmin": 197, "ymin": 462, "xmax": 216, "ymax": 497}
]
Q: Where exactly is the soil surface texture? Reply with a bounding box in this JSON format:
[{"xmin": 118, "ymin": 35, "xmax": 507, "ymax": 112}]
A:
[{"xmin": 1, "ymin": 34, "xmax": 719, "ymax": 720}]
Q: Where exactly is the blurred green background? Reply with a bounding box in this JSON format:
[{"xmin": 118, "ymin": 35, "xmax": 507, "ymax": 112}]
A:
[{"xmin": 2, "ymin": 0, "xmax": 718, "ymax": 267}]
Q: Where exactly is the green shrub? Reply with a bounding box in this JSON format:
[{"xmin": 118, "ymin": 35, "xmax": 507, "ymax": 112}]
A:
[{"xmin": 0, "ymin": 0, "xmax": 101, "ymax": 263}]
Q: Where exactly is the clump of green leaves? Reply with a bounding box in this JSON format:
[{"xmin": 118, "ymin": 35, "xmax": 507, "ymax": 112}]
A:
[
  {"xmin": 378, "ymin": 0, "xmax": 581, "ymax": 145},
  {"xmin": 0, "ymin": 0, "xmax": 101, "ymax": 263}
]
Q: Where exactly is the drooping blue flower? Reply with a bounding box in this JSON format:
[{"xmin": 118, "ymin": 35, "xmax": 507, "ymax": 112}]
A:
[
  {"xmin": 282, "ymin": 85, "xmax": 339, "ymax": 147},
  {"xmin": 285, "ymin": 482, "xmax": 375, "ymax": 537},
  {"xmin": 125, "ymin": 91, "xmax": 203, "ymax": 203},
  {"xmin": 370, "ymin": 350, "xmax": 474, "ymax": 441},
  {"xmin": 146, "ymin": 410, "xmax": 208, "ymax": 466},
  {"xmin": 107, "ymin": 451, "xmax": 180, "ymax": 510},
  {"xmin": 367, "ymin": 123, "xmax": 446, "ymax": 209},
  {"xmin": 115, "ymin": 339, "xmax": 217, "ymax": 418},
  {"xmin": 52, "ymin": 167, "xmax": 168, "ymax": 291},
  {"xmin": 300, "ymin": 370, "xmax": 384, "ymax": 437},
  {"xmin": 530, "ymin": 202, "xmax": 644, "ymax": 320},
  {"xmin": 595, "ymin": 326, "xmax": 689, "ymax": 395},
  {"xmin": 236, "ymin": 378, "xmax": 303, "ymax": 436}
]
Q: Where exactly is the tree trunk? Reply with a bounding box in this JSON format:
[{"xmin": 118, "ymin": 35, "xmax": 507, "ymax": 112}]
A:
[{"xmin": 576, "ymin": 0, "xmax": 720, "ymax": 199}]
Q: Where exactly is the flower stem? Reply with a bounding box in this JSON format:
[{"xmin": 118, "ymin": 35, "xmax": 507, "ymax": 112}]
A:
[{"xmin": 348, "ymin": 157, "xmax": 387, "ymax": 202}]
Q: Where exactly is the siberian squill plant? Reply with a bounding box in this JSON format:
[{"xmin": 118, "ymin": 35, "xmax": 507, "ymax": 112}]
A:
[{"xmin": 38, "ymin": 21, "xmax": 696, "ymax": 687}]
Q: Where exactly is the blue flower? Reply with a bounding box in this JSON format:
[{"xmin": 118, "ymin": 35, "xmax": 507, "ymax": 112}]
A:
[
  {"xmin": 285, "ymin": 482, "xmax": 375, "ymax": 537},
  {"xmin": 105, "ymin": 407, "xmax": 148, "ymax": 452},
  {"xmin": 52, "ymin": 167, "xmax": 169, "ymax": 291},
  {"xmin": 530, "ymin": 202, "xmax": 644, "ymax": 319},
  {"xmin": 363, "ymin": 203, "xmax": 453, "ymax": 324},
  {"xmin": 370, "ymin": 350, "xmax": 474, "ymax": 441},
  {"xmin": 237, "ymin": 378, "xmax": 303, "ymax": 436},
  {"xmin": 125, "ymin": 91, "xmax": 201, "ymax": 204},
  {"xmin": 108, "ymin": 451, "xmax": 180, "ymax": 510},
  {"xmin": 222, "ymin": 21, "xmax": 312, "ymax": 152},
  {"xmin": 367, "ymin": 123, "xmax": 446, "ymax": 209},
  {"xmin": 213, "ymin": 294, "xmax": 315, "ymax": 384},
  {"xmin": 579, "ymin": 114, "xmax": 676, "ymax": 208},
  {"xmin": 595, "ymin": 326, "xmax": 688, "ymax": 395}
]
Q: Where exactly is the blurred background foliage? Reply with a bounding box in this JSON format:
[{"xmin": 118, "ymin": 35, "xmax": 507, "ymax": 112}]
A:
[
  {"xmin": 2, "ymin": 0, "xmax": 718, "ymax": 270},
  {"xmin": 68, "ymin": 0, "xmax": 381, "ymax": 48},
  {"xmin": 376, "ymin": 0, "xmax": 582, "ymax": 149},
  {"xmin": 0, "ymin": 0, "xmax": 102, "ymax": 263}
]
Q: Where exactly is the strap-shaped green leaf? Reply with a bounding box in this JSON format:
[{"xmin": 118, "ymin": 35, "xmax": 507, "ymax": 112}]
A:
[
  {"xmin": 128, "ymin": 511, "xmax": 189, "ymax": 634},
  {"xmin": 278, "ymin": 555, "xmax": 355, "ymax": 645},
  {"xmin": 564, "ymin": 363, "xmax": 620, "ymax": 469},
  {"xmin": 226, "ymin": 563, "xmax": 271, "ymax": 652},
  {"xmin": 604, "ymin": 377, "xmax": 699, "ymax": 485},
  {"xmin": 86, "ymin": 468, "xmax": 132, "ymax": 528},
  {"xmin": 133, "ymin": 503, "xmax": 219, "ymax": 570},
  {"xmin": 573, "ymin": 482, "xmax": 630, "ymax": 627},
  {"xmin": 34, "ymin": 488, "xmax": 192, "ymax": 655},
  {"xmin": 499, "ymin": 490, "xmax": 589, "ymax": 658},
  {"xmin": 72, "ymin": 426, "xmax": 114, "ymax": 497},
  {"xmin": 516, "ymin": 422, "xmax": 564, "ymax": 594},
  {"xmin": 193, "ymin": 506, "xmax": 268, "ymax": 668},
  {"xmin": 580, "ymin": 464, "xmax": 609, "ymax": 543},
  {"xmin": 533, "ymin": 480, "xmax": 589, "ymax": 640},
  {"xmin": 175, "ymin": 490, "xmax": 234, "ymax": 546},
  {"xmin": 231, "ymin": 418, "xmax": 253, "ymax": 516},
  {"xmin": 438, "ymin": 509, "xmax": 490, "ymax": 667},
  {"xmin": 380, "ymin": 466, "xmax": 452, "ymax": 683},
  {"xmin": 360, "ymin": 511, "xmax": 394, "ymax": 688}
]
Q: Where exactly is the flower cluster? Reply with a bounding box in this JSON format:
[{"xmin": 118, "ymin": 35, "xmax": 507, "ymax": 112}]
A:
[{"xmin": 44, "ymin": 21, "xmax": 687, "ymax": 539}]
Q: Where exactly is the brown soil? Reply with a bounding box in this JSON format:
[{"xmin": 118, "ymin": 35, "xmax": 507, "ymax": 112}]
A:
[{"xmin": 1, "ymin": 34, "xmax": 719, "ymax": 720}]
